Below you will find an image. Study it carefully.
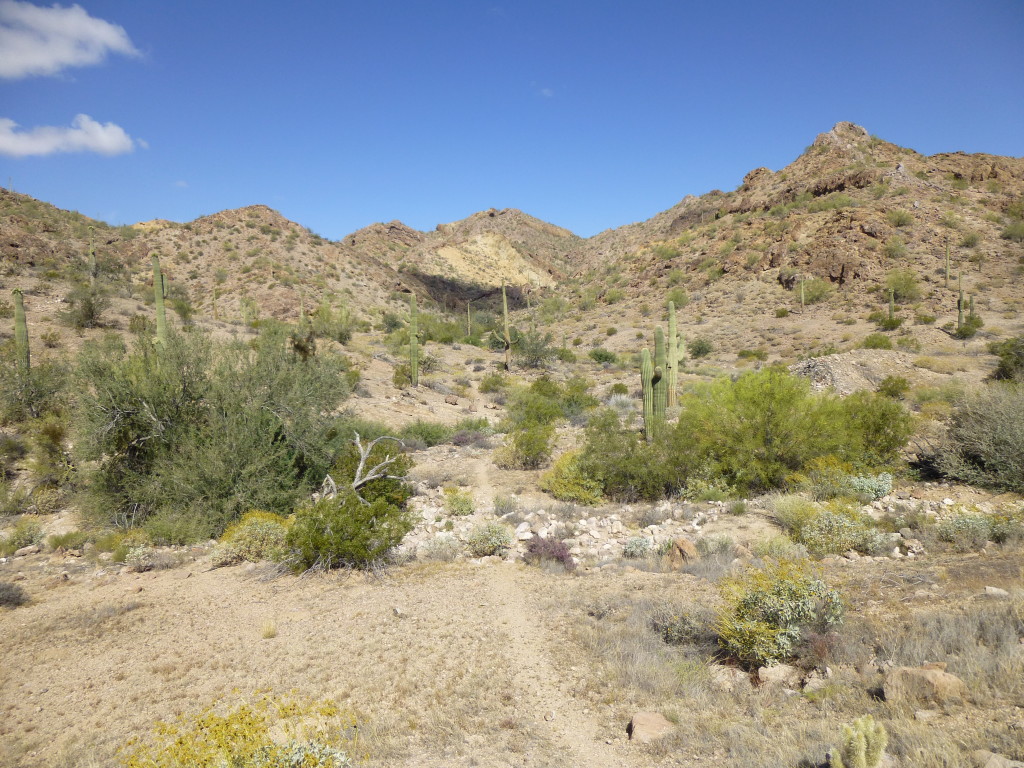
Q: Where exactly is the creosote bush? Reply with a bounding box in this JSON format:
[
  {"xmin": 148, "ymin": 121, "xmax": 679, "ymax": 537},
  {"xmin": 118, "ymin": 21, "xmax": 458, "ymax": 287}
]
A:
[{"xmin": 539, "ymin": 450, "xmax": 603, "ymax": 505}]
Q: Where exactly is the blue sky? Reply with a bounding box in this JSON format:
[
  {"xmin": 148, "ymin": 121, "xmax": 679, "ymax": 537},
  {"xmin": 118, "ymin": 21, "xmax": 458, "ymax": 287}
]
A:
[{"xmin": 1, "ymin": 0, "xmax": 1022, "ymax": 239}]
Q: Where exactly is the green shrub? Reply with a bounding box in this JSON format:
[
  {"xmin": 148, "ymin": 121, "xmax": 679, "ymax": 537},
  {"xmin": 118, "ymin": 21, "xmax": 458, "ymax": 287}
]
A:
[
  {"xmin": 670, "ymin": 369, "xmax": 910, "ymax": 495},
  {"xmin": 884, "ymin": 268, "xmax": 921, "ymax": 303},
  {"xmin": 442, "ymin": 486, "xmax": 475, "ymax": 516},
  {"xmin": 883, "ymin": 236, "xmax": 907, "ymax": 259},
  {"xmin": 936, "ymin": 382, "xmax": 1024, "ymax": 492},
  {"xmin": 539, "ymin": 451, "xmax": 603, "ymax": 505},
  {"xmin": 579, "ymin": 409, "xmax": 678, "ymax": 501},
  {"xmin": 936, "ymin": 513, "xmax": 992, "ymax": 552},
  {"xmin": 609, "ymin": 382, "xmax": 629, "ymax": 396},
  {"xmin": 478, "ymin": 371, "xmax": 508, "ymax": 393},
  {"xmin": 399, "ymin": 420, "xmax": 453, "ymax": 447},
  {"xmin": 775, "ymin": 308, "xmax": 790, "ymax": 318},
  {"xmin": 466, "ymin": 522, "xmax": 513, "ymax": 557},
  {"xmin": 752, "ymin": 535, "xmax": 809, "ymax": 561},
  {"xmin": 688, "ymin": 337, "xmax": 713, "ymax": 359},
  {"xmin": 861, "ymin": 333, "xmax": 893, "ymax": 350},
  {"xmin": 886, "ymin": 209, "xmax": 913, "ymax": 227},
  {"xmin": 715, "ymin": 559, "xmax": 844, "ymax": 668},
  {"xmin": 512, "ymin": 327, "xmax": 555, "ymax": 369},
  {"xmin": 47, "ymin": 530, "xmax": 89, "ymax": 550},
  {"xmin": 495, "ymin": 424, "xmax": 554, "ymax": 469},
  {"xmin": 212, "ymin": 510, "xmax": 290, "ymax": 566},
  {"xmin": 954, "ymin": 312, "xmax": 984, "ymax": 339},
  {"xmin": 60, "ymin": 284, "xmax": 108, "ymax": 329},
  {"xmin": 622, "ymin": 536, "xmax": 651, "ymax": 559},
  {"xmin": 960, "ymin": 231, "xmax": 981, "ymax": 248},
  {"xmin": 1001, "ymin": 220, "xmax": 1024, "ymax": 243},
  {"xmin": 876, "ymin": 375, "xmax": 909, "ymax": 399},
  {"xmin": 988, "ymin": 336, "xmax": 1024, "ymax": 380},
  {"xmin": 588, "ymin": 347, "xmax": 617, "ymax": 364},
  {"xmin": 798, "ymin": 504, "xmax": 889, "ymax": 556},
  {"xmin": 1, "ymin": 515, "xmax": 43, "ymax": 554},
  {"xmin": 801, "ymin": 278, "xmax": 833, "ymax": 304},
  {"xmin": 74, "ymin": 328, "xmax": 352, "ymax": 540},
  {"xmin": 121, "ymin": 694, "xmax": 357, "ymax": 768},
  {"xmin": 286, "ymin": 493, "xmax": 414, "ymax": 570},
  {"xmin": 0, "ymin": 581, "xmax": 28, "ymax": 608}
]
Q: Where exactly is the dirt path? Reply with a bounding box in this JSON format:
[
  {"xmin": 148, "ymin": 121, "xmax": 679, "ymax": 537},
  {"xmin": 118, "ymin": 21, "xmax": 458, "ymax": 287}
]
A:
[{"xmin": 482, "ymin": 566, "xmax": 642, "ymax": 768}]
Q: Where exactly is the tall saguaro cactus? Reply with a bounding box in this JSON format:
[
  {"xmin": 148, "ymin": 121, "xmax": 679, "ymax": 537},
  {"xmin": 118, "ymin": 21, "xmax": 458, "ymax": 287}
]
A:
[
  {"xmin": 409, "ymin": 293, "xmax": 419, "ymax": 387},
  {"xmin": 667, "ymin": 300, "xmax": 679, "ymax": 408},
  {"xmin": 957, "ymin": 272, "xmax": 965, "ymax": 333},
  {"xmin": 13, "ymin": 289, "xmax": 29, "ymax": 373},
  {"xmin": 653, "ymin": 327, "xmax": 667, "ymax": 426},
  {"xmin": 502, "ymin": 283, "xmax": 512, "ymax": 371},
  {"xmin": 944, "ymin": 238, "xmax": 951, "ymax": 289},
  {"xmin": 152, "ymin": 253, "xmax": 167, "ymax": 344}
]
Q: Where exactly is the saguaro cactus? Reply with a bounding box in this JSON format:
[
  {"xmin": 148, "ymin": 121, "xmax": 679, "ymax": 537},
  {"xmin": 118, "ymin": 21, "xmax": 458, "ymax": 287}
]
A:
[
  {"xmin": 667, "ymin": 300, "xmax": 679, "ymax": 408},
  {"xmin": 87, "ymin": 226, "xmax": 97, "ymax": 288},
  {"xmin": 13, "ymin": 288, "xmax": 29, "ymax": 373},
  {"xmin": 152, "ymin": 253, "xmax": 167, "ymax": 344},
  {"xmin": 957, "ymin": 272, "xmax": 965, "ymax": 332},
  {"xmin": 653, "ymin": 327, "xmax": 667, "ymax": 426},
  {"xmin": 502, "ymin": 284, "xmax": 512, "ymax": 371},
  {"xmin": 409, "ymin": 293, "xmax": 419, "ymax": 388},
  {"xmin": 944, "ymin": 238, "xmax": 951, "ymax": 289}
]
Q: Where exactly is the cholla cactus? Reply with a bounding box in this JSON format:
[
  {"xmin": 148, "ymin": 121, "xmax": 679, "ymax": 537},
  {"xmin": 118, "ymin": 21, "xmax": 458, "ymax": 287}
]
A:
[{"xmin": 831, "ymin": 715, "xmax": 888, "ymax": 768}]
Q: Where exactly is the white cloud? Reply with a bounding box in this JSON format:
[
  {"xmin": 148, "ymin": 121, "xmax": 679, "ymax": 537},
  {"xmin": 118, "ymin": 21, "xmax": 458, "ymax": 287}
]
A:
[
  {"xmin": 540, "ymin": 87, "xmax": 554, "ymax": 98},
  {"xmin": 174, "ymin": 180, "xmax": 188, "ymax": 188},
  {"xmin": 0, "ymin": 0, "xmax": 138, "ymax": 79},
  {"xmin": 0, "ymin": 113, "xmax": 136, "ymax": 156}
]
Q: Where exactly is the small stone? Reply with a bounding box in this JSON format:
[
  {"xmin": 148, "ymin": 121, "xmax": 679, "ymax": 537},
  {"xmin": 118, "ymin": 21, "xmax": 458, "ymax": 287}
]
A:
[
  {"xmin": 984, "ymin": 586, "xmax": 1010, "ymax": 598},
  {"xmin": 544, "ymin": 710, "xmax": 555, "ymax": 721},
  {"xmin": 758, "ymin": 664, "xmax": 802, "ymax": 688}
]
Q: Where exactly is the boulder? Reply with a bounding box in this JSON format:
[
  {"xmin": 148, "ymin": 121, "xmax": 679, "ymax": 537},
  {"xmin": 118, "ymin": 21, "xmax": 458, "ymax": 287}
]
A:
[
  {"xmin": 758, "ymin": 663, "xmax": 802, "ymax": 688},
  {"xmin": 884, "ymin": 665, "xmax": 967, "ymax": 705},
  {"xmin": 627, "ymin": 711, "xmax": 675, "ymax": 743},
  {"xmin": 663, "ymin": 537, "xmax": 699, "ymax": 570},
  {"xmin": 972, "ymin": 750, "xmax": 1024, "ymax": 768}
]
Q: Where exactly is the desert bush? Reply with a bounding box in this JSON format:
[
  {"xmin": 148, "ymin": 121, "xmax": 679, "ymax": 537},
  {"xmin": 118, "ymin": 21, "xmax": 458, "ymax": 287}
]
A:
[
  {"xmin": 579, "ymin": 409, "xmax": 677, "ymax": 501},
  {"xmin": 861, "ymin": 332, "xmax": 893, "ymax": 350},
  {"xmin": 935, "ymin": 382, "xmax": 1024, "ymax": 492},
  {"xmin": 2, "ymin": 515, "xmax": 43, "ymax": 553},
  {"xmin": 495, "ymin": 423, "xmax": 554, "ymax": 469},
  {"xmin": 936, "ymin": 513, "xmax": 992, "ymax": 552},
  {"xmin": 442, "ymin": 486, "xmax": 475, "ymax": 516},
  {"xmin": 752, "ymin": 535, "xmax": 809, "ymax": 561},
  {"xmin": 883, "ymin": 236, "xmax": 907, "ymax": 259},
  {"xmin": 478, "ymin": 371, "xmax": 508, "ymax": 393},
  {"xmin": 798, "ymin": 504, "xmax": 889, "ymax": 556},
  {"xmin": 715, "ymin": 559, "xmax": 844, "ymax": 668},
  {"xmin": 846, "ymin": 472, "xmax": 893, "ymax": 501},
  {"xmin": 688, "ymin": 337, "xmax": 714, "ymax": 358},
  {"xmin": 286, "ymin": 492, "xmax": 414, "ymax": 570},
  {"xmin": 420, "ymin": 533, "xmax": 461, "ymax": 562},
  {"xmin": 466, "ymin": 522, "xmax": 512, "ymax": 557},
  {"xmin": 801, "ymin": 278, "xmax": 833, "ymax": 304},
  {"xmin": 60, "ymin": 284, "xmax": 108, "ymax": 329},
  {"xmin": 47, "ymin": 530, "xmax": 89, "ymax": 550},
  {"xmin": 0, "ymin": 349, "xmax": 67, "ymax": 424},
  {"xmin": 212, "ymin": 510, "xmax": 290, "ymax": 566},
  {"xmin": 988, "ymin": 336, "xmax": 1024, "ymax": 381},
  {"xmin": 588, "ymin": 347, "xmax": 617, "ymax": 364},
  {"xmin": 513, "ymin": 326, "xmax": 555, "ymax": 369},
  {"xmin": 671, "ymin": 369, "xmax": 911, "ymax": 495},
  {"xmin": 399, "ymin": 420, "xmax": 452, "ymax": 447},
  {"xmin": 622, "ymin": 536, "xmax": 652, "ymax": 559},
  {"xmin": 954, "ymin": 312, "xmax": 984, "ymax": 339},
  {"xmin": 886, "ymin": 209, "xmax": 913, "ymax": 227},
  {"xmin": 74, "ymin": 327, "xmax": 352, "ymax": 540},
  {"xmin": 492, "ymin": 493, "xmax": 520, "ymax": 518},
  {"xmin": 524, "ymin": 536, "xmax": 575, "ymax": 571},
  {"xmin": 0, "ymin": 581, "xmax": 28, "ymax": 608},
  {"xmin": 1001, "ymin": 220, "xmax": 1024, "ymax": 243},
  {"xmin": 885, "ymin": 268, "xmax": 921, "ymax": 303},
  {"xmin": 120, "ymin": 694, "xmax": 357, "ymax": 768},
  {"xmin": 539, "ymin": 451, "xmax": 603, "ymax": 505},
  {"xmin": 876, "ymin": 375, "xmax": 910, "ymax": 399}
]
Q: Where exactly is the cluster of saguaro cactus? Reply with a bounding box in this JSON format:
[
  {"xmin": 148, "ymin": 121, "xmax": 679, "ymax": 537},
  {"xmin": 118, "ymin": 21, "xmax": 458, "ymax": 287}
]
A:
[
  {"xmin": 409, "ymin": 293, "xmax": 419, "ymax": 387},
  {"xmin": 13, "ymin": 288, "xmax": 29, "ymax": 373},
  {"xmin": 152, "ymin": 253, "xmax": 167, "ymax": 344},
  {"xmin": 830, "ymin": 714, "xmax": 888, "ymax": 768}
]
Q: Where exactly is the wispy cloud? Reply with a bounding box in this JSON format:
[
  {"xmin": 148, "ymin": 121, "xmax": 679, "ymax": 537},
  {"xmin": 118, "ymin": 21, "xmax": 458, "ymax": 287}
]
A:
[
  {"xmin": 540, "ymin": 87, "xmax": 554, "ymax": 98},
  {"xmin": 0, "ymin": 0, "xmax": 139, "ymax": 79},
  {"xmin": 0, "ymin": 113, "xmax": 137, "ymax": 156}
]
